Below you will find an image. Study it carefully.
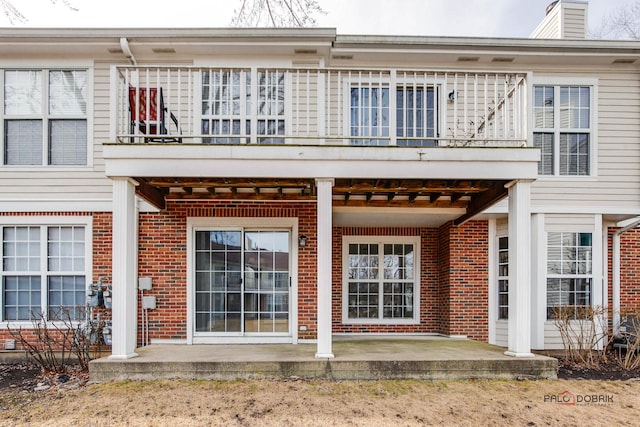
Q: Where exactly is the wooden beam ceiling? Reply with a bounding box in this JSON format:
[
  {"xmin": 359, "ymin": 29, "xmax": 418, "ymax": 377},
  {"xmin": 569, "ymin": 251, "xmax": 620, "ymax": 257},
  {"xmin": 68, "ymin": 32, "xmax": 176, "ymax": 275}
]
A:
[{"xmin": 132, "ymin": 177, "xmax": 509, "ymax": 221}]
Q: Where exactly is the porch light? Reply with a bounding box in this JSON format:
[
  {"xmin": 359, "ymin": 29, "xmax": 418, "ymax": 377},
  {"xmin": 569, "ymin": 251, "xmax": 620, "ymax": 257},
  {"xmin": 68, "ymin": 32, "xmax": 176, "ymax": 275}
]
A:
[{"xmin": 299, "ymin": 235, "xmax": 307, "ymax": 247}]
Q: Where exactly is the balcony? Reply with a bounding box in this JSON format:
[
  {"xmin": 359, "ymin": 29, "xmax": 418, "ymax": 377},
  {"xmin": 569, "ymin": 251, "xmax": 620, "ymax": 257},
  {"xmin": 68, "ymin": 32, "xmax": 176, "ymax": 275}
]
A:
[{"xmin": 113, "ymin": 66, "xmax": 528, "ymax": 147}]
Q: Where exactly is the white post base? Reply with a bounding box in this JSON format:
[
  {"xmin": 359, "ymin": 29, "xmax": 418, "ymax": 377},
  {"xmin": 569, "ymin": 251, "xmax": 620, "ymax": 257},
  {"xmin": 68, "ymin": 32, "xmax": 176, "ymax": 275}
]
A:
[
  {"xmin": 504, "ymin": 351, "xmax": 535, "ymax": 358},
  {"xmin": 315, "ymin": 352, "xmax": 335, "ymax": 359},
  {"xmin": 108, "ymin": 352, "xmax": 139, "ymax": 360}
]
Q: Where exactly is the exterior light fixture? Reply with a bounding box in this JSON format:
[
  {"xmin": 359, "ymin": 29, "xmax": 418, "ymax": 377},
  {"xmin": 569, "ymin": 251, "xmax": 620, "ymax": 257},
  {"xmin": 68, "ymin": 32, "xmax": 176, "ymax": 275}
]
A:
[{"xmin": 299, "ymin": 235, "xmax": 307, "ymax": 247}]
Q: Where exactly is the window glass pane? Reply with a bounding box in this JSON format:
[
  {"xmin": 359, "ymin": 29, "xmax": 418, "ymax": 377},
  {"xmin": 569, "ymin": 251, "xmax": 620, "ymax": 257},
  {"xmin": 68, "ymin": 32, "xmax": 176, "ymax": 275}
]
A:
[
  {"xmin": 48, "ymin": 226, "xmax": 84, "ymax": 272},
  {"xmin": 4, "ymin": 70, "xmax": 42, "ymax": 115},
  {"xmin": 533, "ymin": 86, "xmax": 554, "ymax": 128},
  {"xmin": 3, "ymin": 226, "xmax": 40, "ymax": 272},
  {"xmin": 3, "ymin": 276, "xmax": 41, "ymax": 321},
  {"xmin": 559, "ymin": 86, "xmax": 589, "ymax": 129},
  {"xmin": 497, "ymin": 236, "xmax": 509, "ymax": 319},
  {"xmin": 396, "ymin": 85, "xmax": 436, "ymax": 147},
  {"xmin": 49, "ymin": 70, "xmax": 87, "ymax": 115},
  {"xmin": 559, "ymin": 133, "xmax": 589, "ymax": 175},
  {"xmin": 350, "ymin": 86, "xmax": 390, "ymax": 146},
  {"xmin": 533, "ymin": 132, "xmax": 554, "ymax": 175},
  {"xmin": 4, "ymin": 120, "xmax": 43, "ymax": 165},
  {"xmin": 382, "ymin": 282, "xmax": 413, "ymax": 318},
  {"xmin": 48, "ymin": 275, "xmax": 85, "ymax": 320},
  {"xmin": 49, "ymin": 120, "xmax": 87, "ymax": 165}
]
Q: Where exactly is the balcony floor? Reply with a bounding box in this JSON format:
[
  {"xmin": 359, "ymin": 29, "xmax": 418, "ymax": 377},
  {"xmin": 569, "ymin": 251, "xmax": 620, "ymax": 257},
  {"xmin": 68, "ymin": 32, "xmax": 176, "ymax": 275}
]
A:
[{"xmin": 89, "ymin": 336, "xmax": 557, "ymax": 381}]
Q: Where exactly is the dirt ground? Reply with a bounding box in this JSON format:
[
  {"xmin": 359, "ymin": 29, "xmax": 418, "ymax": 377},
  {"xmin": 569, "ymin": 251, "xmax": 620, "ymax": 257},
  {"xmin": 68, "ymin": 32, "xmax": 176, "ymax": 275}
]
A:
[{"xmin": 0, "ymin": 364, "xmax": 639, "ymax": 426}]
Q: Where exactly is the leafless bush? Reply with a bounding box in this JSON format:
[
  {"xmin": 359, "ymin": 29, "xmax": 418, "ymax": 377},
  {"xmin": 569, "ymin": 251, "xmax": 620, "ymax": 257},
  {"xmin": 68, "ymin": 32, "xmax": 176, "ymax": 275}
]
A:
[
  {"xmin": 7, "ymin": 307, "xmax": 105, "ymax": 373},
  {"xmin": 614, "ymin": 308, "xmax": 640, "ymax": 371},
  {"xmin": 551, "ymin": 305, "xmax": 608, "ymax": 369}
]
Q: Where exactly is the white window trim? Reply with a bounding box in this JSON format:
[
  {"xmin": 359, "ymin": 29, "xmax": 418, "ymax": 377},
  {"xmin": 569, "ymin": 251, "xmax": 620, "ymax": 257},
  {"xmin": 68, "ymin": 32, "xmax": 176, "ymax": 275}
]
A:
[
  {"xmin": 0, "ymin": 215, "xmax": 93, "ymax": 327},
  {"xmin": 0, "ymin": 66, "xmax": 94, "ymax": 169},
  {"xmin": 341, "ymin": 235, "xmax": 420, "ymax": 325},
  {"xmin": 185, "ymin": 217, "xmax": 298, "ymax": 344},
  {"xmin": 530, "ymin": 76, "xmax": 598, "ymax": 178}
]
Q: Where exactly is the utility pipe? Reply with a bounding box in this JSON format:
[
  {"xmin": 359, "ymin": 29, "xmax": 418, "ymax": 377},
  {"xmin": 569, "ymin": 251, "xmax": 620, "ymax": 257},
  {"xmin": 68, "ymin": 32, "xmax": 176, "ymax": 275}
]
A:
[
  {"xmin": 612, "ymin": 217, "xmax": 640, "ymax": 335},
  {"xmin": 120, "ymin": 37, "xmax": 137, "ymax": 65}
]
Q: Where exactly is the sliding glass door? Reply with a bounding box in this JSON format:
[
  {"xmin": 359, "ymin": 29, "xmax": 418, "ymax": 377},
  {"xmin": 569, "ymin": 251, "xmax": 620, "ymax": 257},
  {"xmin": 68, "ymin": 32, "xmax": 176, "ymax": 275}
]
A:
[{"xmin": 194, "ymin": 229, "xmax": 290, "ymax": 335}]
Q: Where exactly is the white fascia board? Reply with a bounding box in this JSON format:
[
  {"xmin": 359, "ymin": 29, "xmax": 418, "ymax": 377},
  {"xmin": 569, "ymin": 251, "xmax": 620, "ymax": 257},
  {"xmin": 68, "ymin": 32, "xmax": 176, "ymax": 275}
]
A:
[
  {"xmin": 0, "ymin": 199, "xmax": 113, "ymax": 213},
  {"xmin": 103, "ymin": 145, "xmax": 539, "ymax": 181}
]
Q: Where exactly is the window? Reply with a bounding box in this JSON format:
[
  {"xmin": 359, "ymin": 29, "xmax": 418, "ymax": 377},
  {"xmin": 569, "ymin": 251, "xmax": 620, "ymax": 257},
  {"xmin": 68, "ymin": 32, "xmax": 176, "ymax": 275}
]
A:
[
  {"xmin": 349, "ymin": 82, "xmax": 438, "ymax": 146},
  {"xmin": 3, "ymin": 70, "xmax": 87, "ymax": 166},
  {"xmin": 533, "ymin": 85, "xmax": 591, "ymax": 176},
  {"xmin": 201, "ymin": 69, "xmax": 285, "ymax": 144},
  {"xmin": 343, "ymin": 237, "xmax": 419, "ymax": 323},
  {"xmin": 350, "ymin": 85, "xmax": 389, "ymax": 145},
  {"xmin": 396, "ymin": 85, "xmax": 437, "ymax": 146},
  {"xmin": 546, "ymin": 232, "xmax": 592, "ymax": 319},
  {"xmin": 1, "ymin": 223, "xmax": 89, "ymax": 321},
  {"xmin": 497, "ymin": 236, "xmax": 509, "ymax": 320}
]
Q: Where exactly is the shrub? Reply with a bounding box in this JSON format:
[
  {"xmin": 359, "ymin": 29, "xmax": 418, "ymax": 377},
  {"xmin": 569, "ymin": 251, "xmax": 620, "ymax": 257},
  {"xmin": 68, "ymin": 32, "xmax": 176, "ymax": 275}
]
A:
[
  {"xmin": 7, "ymin": 307, "xmax": 106, "ymax": 373},
  {"xmin": 551, "ymin": 305, "xmax": 608, "ymax": 369}
]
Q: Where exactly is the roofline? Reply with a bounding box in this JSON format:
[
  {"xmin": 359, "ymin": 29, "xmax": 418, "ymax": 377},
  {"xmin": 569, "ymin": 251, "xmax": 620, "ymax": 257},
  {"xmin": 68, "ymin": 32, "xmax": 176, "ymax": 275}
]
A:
[
  {"xmin": 334, "ymin": 35, "xmax": 640, "ymax": 53},
  {"xmin": 0, "ymin": 27, "xmax": 639, "ymax": 55},
  {"xmin": 0, "ymin": 27, "xmax": 337, "ymax": 40}
]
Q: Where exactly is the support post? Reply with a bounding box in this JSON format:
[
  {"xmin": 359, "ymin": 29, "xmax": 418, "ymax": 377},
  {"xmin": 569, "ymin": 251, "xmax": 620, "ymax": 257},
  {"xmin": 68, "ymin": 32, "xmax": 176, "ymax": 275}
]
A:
[
  {"xmin": 315, "ymin": 178, "xmax": 335, "ymax": 358},
  {"xmin": 109, "ymin": 178, "xmax": 139, "ymax": 359},
  {"xmin": 505, "ymin": 180, "xmax": 534, "ymax": 357}
]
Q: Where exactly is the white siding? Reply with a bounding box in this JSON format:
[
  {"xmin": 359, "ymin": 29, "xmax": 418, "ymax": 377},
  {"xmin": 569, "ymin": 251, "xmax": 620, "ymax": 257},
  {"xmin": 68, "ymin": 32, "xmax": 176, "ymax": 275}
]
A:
[
  {"xmin": 0, "ymin": 63, "xmax": 113, "ymax": 210},
  {"xmin": 531, "ymin": 71, "xmax": 640, "ymax": 212},
  {"xmin": 544, "ymin": 214, "xmax": 595, "ymax": 231},
  {"xmin": 563, "ymin": 7, "xmax": 587, "ymax": 39},
  {"xmin": 495, "ymin": 320, "xmax": 508, "ymax": 347},
  {"xmin": 530, "ymin": 6, "xmax": 561, "ymax": 39}
]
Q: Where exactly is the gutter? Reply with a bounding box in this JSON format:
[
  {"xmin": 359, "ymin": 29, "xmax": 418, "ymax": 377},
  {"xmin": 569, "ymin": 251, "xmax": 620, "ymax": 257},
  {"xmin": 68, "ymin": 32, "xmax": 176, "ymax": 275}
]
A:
[
  {"xmin": 120, "ymin": 37, "xmax": 137, "ymax": 65},
  {"xmin": 612, "ymin": 216, "xmax": 640, "ymax": 334}
]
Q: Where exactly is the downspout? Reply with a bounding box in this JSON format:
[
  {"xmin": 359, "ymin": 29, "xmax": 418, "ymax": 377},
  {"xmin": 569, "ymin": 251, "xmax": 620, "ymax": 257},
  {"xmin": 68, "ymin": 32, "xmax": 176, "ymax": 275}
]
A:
[
  {"xmin": 120, "ymin": 37, "xmax": 137, "ymax": 65},
  {"xmin": 612, "ymin": 217, "xmax": 640, "ymax": 335}
]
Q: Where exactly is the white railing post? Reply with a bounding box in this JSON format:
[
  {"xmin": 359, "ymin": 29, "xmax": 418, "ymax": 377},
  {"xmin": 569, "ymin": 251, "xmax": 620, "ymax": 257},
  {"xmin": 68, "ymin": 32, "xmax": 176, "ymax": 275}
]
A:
[{"xmin": 317, "ymin": 69, "xmax": 326, "ymax": 145}]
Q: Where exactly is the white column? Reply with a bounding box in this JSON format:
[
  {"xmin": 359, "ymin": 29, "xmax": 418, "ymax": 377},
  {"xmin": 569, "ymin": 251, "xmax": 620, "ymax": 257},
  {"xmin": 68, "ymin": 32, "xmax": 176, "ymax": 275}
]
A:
[
  {"xmin": 505, "ymin": 180, "xmax": 534, "ymax": 357},
  {"xmin": 109, "ymin": 178, "xmax": 139, "ymax": 359},
  {"xmin": 315, "ymin": 178, "xmax": 335, "ymax": 358}
]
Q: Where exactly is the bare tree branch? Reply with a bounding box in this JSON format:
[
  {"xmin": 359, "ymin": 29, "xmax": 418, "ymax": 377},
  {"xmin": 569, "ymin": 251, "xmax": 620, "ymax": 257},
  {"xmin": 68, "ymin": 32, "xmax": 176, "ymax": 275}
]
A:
[
  {"xmin": 590, "ymin": 1, "xmax": 640, "ymax": 40},
  {"xmin": 230, "ymin": 0, "xmax": 326, "ymax": 27},
  {"xmin": 0, "ymin": 0, "xmax": 77, "ymax": 25}
]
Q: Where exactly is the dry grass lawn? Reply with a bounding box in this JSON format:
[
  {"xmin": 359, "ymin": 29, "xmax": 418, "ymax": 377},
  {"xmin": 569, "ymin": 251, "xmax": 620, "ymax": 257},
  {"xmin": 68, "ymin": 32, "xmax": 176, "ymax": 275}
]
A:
[{"xmin": 0, "ymin": 378, "xmax": 639, "ymax": 426}]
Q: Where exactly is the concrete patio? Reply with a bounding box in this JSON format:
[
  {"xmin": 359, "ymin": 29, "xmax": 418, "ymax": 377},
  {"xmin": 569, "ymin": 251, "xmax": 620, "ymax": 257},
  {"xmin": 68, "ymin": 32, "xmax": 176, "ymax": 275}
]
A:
[{"xmin": 89, "ymin": 337, "xmax": 558, "ymax": 381}]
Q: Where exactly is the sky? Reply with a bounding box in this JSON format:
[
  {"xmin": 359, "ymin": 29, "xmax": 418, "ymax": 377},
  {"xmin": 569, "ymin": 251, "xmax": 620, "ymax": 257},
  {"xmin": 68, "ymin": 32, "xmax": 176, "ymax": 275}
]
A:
[{"xmin": 0, "ymin": 0, "xmax": 632, "ymax": 38}]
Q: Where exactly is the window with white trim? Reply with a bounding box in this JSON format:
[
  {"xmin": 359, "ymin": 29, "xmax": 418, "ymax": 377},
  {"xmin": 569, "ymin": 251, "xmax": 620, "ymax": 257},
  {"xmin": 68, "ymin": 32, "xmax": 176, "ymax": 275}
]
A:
[
  {"xmin": 343, "ymin": 237, "xmax": 419, "ymax": 323},
  {"xmin": 1, "ymin": 224, "xmax": 89, "ymax": 321},
  {"xmin": 497, "ymin": 236, "xmax": 509, "ymax": 320},
  {"xmin": 201, "ymin": 69, "xmax": 285, "ymax": 144},
  {"xmin": 533, "ymin": 85, "xmax": 591, "ymax": 176},
  {"xmin": 546, "ymin": 232, "xmax": 592, "ymax": 319},
  {"xmin": 3, "ymin": 69, "xmax": 87, "ymax": 166}
]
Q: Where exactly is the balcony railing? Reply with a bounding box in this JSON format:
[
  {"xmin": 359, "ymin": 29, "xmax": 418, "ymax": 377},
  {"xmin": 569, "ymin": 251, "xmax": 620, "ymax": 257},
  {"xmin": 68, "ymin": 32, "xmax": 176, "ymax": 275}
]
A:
[{"xmin": 114, "ymin": 66, "xmax": 528, "ymax": 147}]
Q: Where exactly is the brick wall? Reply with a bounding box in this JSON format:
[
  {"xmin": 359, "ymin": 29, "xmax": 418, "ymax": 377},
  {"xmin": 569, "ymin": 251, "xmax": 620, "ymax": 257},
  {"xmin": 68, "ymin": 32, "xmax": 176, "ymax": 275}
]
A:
[
  {"xmin": 0, "ymin": 208, "xmax": 493, "ymax": 346},
  {"xmin": 609, "ymin": 228, "xmax": 640, "ymax": 315},
  {"xmin": 139, "ymin": 200, "xmax": 317, "ymax": 341},
  {"xmin": 438, "ymin": 221, "xmax": 489, "ymax": 341}
]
